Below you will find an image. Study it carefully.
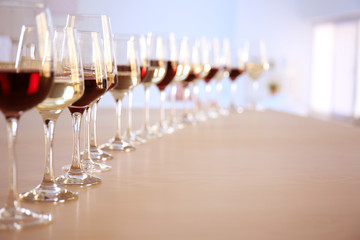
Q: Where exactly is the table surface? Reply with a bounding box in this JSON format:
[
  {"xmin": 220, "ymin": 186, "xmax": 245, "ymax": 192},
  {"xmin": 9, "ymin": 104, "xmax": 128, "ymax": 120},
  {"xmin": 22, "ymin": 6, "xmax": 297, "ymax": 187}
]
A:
[{"xmin": 1, "ymin": 107, "xmax": 360, "ymax": 240}]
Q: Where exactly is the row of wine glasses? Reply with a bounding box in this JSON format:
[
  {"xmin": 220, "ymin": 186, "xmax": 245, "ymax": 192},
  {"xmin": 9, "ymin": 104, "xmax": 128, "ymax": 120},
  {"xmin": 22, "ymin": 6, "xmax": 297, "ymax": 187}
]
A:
[{"xmin": 0, "ymin": 1, "xmax": 269, "ymax": 230}]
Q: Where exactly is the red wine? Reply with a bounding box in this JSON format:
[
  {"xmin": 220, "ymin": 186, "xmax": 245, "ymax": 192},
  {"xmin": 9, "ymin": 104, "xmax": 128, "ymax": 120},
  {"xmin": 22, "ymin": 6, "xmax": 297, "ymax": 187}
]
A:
[
  {"xmin": 68, "ymin": 77, "xmax": 107, "ymax": 114},
  {"xmin": 181, "ymin": 71, "xmax": 197, "ymax": 88},
  {"xmin": 156, "ymin": 61, "xmax": 177, "ymax": 91},
  {"xmin": 229, "ymin": 68, "xmax": 245, "ymax": 81},
  {"xmin": 203, "ymin": 67, "xmax": 219, "ymax": 83},
  {"xmin": 0, "ymin": 70, "xmax": 54, "ymax": 118}
]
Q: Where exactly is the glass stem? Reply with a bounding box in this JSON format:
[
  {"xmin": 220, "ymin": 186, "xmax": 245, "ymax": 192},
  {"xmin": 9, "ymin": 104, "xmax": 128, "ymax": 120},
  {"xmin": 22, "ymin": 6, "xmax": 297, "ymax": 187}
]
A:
[
  {"xmin": 82, "ymin": 107, "xmax": 92, "ymax": 161},
  {"xmin": 126, "ymin": 91, "xmax": 133, "ymax": 135},
  {"xmin": 115, "ymin": 98, "xmax": 123, "ymax": 141},
  {"xmin": 41, "ymin": 119, "xmax": 56, "ymax": 184},
  {"xmin": 215, "ymin": 81, "xmax": 222, "ymax": 110},
  {"xmin": 89, "ymin": 100, "xmax": 99, "ymax": 150},
  {"xmin": 192, "ymin": 82, "xmax": 199, "ymax": 116},
  {"xmin": 230, "ymin": 81, "xmax": 237, "ymax": 108},
  {"xmin": 159, "ymin": 90, "xmax": 166, "ymax": 128},
  {"xmin": 70, "ymin": 112, "xmax": 83, "ymax": 170},
  {"xmin": 5, "ymin": 117, "xmax": 20, "ymax": 210},
  {"xmin": 183, "ymin": 85, "xmax": 190, "ymax": 116},
  {"xmin": 170, "ymin": 84, "xmax": 176, "ymax": 122},
  {"xmin": 205, "ymin": 83, "xmax": 212, "ymax": 112},
  {"xmin": 252, "ymin": 80, "xmax": 259, "ymax": 109},
  {"xmin": 144, "ymin": 86, "xmax": 151, "ymax": 130}
]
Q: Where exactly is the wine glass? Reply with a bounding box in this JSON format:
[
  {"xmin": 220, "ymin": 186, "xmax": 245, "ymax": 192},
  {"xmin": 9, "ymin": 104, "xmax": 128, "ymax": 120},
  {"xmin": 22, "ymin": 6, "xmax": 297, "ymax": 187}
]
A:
[
  {"xmin": 56, "ymin": 31, "xmax": 108, "ymax": 186},
  {"xmin": 181, "ymin": 39, "xmax": 202, "ymax": 125},
  {"xmin": 243, "ymin": 40, "xmax": 269, "ymax": 111},
  {"xmin": 191, "ymin": 38, "xmax": 211, "ymax": 122},
  {"xmin": 154, "ymin": 33, "xmax": 178, "ymax": 136},
  {"xmin": 66, "ymin": 14, "xmax": 116, "ymax": 161},
  {"xmin": 202, "ymin": 37, "xmax": 221, "ymax": 119},
  {"xmin": 136, "ymin": 33, "xmax": 166, "ymax": 140},
  {"xmin": 101, "ymin": 34, "xmax": 140, "ymax": 151},
  {"xmin": 120, "ymin": 35, "xmax": 146, "ymax": 146},
  {"xmin": 223, "ymin": 39, "xmax": 246, "ymax": 113},
  {"xmin": 167, "ymin": 36, "xmax": 191, "ymax": 130},
  {"xmin": 20, "ymin": 27, "xmax": 84, "ymax": 202},
  {"xmin": 0, "ymin": 1, "xmax": 53, "ymax": 229}
]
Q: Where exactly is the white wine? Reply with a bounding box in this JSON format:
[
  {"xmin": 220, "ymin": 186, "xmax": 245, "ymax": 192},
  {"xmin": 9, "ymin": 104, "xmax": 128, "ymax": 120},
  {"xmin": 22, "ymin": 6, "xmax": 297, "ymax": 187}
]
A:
[
  {"xmin": 110, "ymin": 65, "xmax": 140, "ymax": 100},
  {"xmin": 245, "ymin": 62, "xmax": 266, "ymax": 80},
  {"xmin": 173, "ymin": 63, "xmax": 191, "ymax": 83},
  {"xmin": 141, "ymin": 60, "xmax": 166, "ymax": 87},
  {"xmin": 37, "ymin": 80, "xmax": 83, "ymax": 118}
]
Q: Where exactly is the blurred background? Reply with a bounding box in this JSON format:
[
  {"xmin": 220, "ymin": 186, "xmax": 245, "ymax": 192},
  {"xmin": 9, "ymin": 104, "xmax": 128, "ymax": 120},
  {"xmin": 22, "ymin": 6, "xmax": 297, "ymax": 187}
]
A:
[{"xmin": 43, "ymin": 0, "xmax": 360, "ymax": 121}]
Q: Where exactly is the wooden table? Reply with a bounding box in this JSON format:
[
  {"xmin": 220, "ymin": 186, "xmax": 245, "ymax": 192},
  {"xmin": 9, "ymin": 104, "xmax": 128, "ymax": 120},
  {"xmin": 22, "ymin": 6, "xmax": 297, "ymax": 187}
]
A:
[{"xmin": 1, "ymin": 107, "xmax": 360, "ymax": 240}]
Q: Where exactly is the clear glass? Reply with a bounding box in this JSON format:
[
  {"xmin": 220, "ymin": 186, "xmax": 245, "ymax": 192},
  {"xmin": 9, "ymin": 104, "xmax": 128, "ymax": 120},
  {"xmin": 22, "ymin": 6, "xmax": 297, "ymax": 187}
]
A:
[
  {"xmin": 168, "ymin": 37, "xmax": 191, "ymax": 129},
  {"xmin": 21, "ymin": 27, "xmax": 84, "ymax": 202},
  {"xmin": 101, "ymin": 35, "xmax": 140, "ymax": 151},
  {"xmin": 66, "ymin": 14, "xmax": 116, "ymax": 161},
  {"xmin": 123, "ymin": 90, "xmax": 146, "ymax": 145},
  {"xmin": 57, "ymin": 31, "xmax": 109, "ymax": 185},
  {"xmin": 0, "ymin": 2, "xmax": 53, "ymax": 229},
  {"xmin": 203, "ymin": 37, "xmax": 221, "ymax": 119},
  {"xmin": 136, "ymin": 33, "xmax": 166, "ymax": 139},
  {"xmin": 243, "ymin": 40, "xmax": 269, "ymax": 111},
  {"xmin": 153, "ymin": 33, "xmax": 178, "ymax": 136}
]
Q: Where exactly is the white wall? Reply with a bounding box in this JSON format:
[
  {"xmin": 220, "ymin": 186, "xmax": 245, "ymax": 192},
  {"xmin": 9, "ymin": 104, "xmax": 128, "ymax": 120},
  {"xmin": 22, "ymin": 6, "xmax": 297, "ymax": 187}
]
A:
[{"xmin": 46, "ymin": 0, "xmax": 360, "ymax": 112}]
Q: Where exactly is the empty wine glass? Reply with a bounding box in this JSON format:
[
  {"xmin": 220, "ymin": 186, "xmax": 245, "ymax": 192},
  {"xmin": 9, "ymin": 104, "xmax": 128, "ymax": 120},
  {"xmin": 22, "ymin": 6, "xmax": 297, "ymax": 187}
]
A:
[
  {"xmin": 20, "ymin": 27, "xmax": 84, "ymax": 203},
  {"xmin": 56, "ymin": 31, "xmax": 108, "ymax": 186},
  {"xmin": 66, "ymin": 14, "xmax": 116, "ymax": 161},
  {"xmin": 136, "ymin": 33, "xmax": 166, "ymax": 140},
  {"xmin": 101, "ymin": 34, "xmax": 140, "ymax": 151},
  {"xmin": 0, "ymin": 1, "xmax": 53, "ymax": 229},
  {"xmin": 243, "ymin": 40, "xmax": 269, "ymax": 111}
]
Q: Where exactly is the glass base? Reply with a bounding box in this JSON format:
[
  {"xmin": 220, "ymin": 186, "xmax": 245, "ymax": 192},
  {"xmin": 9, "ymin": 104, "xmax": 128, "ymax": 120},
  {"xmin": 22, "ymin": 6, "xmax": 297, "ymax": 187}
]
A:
[
  {"xmin": 56, "ymin": 168, "xmax": 101, "ymax": 187},
  {"xmin": 82, "ymin": 160, "xmax": 112, "ymax": 173},
  {"xmin": 20, "ymin": 182, "xmax": 78, "ymax": 203},
  {"xmin": 0, "ymin": 207, "xmax": 52, "ymax": 230},
  {"xmin": 218, "ymin": 107, "xmax": 230, "ymax": 115},
  {"xmin": 229, "ymin": 103, "xmax": 244, "ymax": 114},
  {"xmin": 206, "ymin": 109, "xmax": 219, "ymax": 119},
  {"xmin": 194, "ymin": 111, "xmax": 207, "ymax": 122},
  {"xmin": 100, "ymin": 138, "xmax": 135, "ymax": 152},
  {"xmin": 62, "ymin": 160, "xmax": 112, "ymax": 173},
  {"xmin": 182, "ymin": 113, "xmax": 196, "ymax": 125},
  {"xmin": 136, "ymin": 126, "xmax": 160, "ymax": 140},
  {"xmin": 153, "ymin": 123, "xmax": 175, "ymax": 136},
  {"xmin": 123, "ymin": 131, "xmax": 147, "ymax": 145},
  {"xmin": 168, "ymin": 118, "xmax": 185, "ymax": 130},
  {"xmin": 88, "ymin": 147, "xmax": 113, "ymax": 161}
]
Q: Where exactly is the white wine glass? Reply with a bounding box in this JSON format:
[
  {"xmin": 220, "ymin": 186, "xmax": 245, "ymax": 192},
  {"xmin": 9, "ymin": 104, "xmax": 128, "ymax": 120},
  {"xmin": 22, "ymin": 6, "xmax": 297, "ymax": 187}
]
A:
[
  {"xmin": 136, "ymin": 33, "xmax": 166, "ymax": 140},
  {"xmin": 20, "ymin": 27, "xmax": 84, "ymax": 202},
  {"xmin": 0, "ymin": 1, "xmax": 53, "ymax": 229},
  {"xmin": 243, "ymin": 40, "xmax": 269, "ymax": 111},
  {"xmin": 66, "ymin": 14, "xmax": 117, "ymax": 161}
]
